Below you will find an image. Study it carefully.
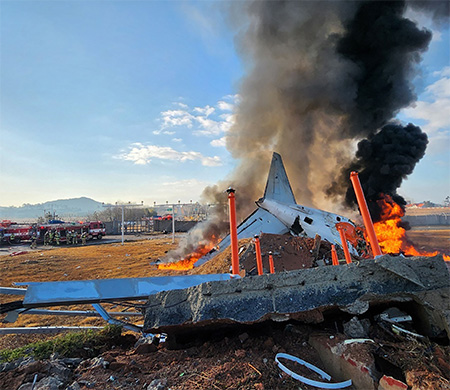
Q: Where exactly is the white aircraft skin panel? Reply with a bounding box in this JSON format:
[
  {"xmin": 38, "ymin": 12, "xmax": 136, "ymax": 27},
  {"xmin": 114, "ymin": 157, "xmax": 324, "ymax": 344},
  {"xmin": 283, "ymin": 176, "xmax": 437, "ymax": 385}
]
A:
[{"xmin": 257, "ymin": 198, "xmax": 356, "ymax": 250}]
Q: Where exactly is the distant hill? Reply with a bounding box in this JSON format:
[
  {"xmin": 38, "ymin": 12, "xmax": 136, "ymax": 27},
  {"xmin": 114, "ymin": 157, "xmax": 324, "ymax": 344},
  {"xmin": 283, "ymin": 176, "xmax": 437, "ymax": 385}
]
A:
[{"xmin": 0, "ymin": 197, "xmax": 105, "ymax": 221}]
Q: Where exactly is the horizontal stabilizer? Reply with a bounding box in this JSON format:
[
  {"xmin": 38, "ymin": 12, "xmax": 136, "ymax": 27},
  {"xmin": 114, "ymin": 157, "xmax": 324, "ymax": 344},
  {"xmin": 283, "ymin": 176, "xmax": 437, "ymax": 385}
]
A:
[{"xmin": 263, "ymin": 152, "xmax": 296, "ymax": 204}]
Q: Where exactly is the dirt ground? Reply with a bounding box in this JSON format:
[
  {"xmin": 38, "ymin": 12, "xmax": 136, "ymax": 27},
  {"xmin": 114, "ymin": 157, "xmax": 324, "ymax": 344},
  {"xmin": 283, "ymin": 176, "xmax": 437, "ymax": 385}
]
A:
[{"xmin": 1, "ymin": 228, "xmax": 450, "ymax": 389}]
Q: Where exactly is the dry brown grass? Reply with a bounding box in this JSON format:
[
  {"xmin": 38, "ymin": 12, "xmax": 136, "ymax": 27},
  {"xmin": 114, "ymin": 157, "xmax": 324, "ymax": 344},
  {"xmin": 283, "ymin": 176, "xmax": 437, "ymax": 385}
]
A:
[{"xmin": 0, "ymin": 237, "xmax": 236, "ymax": 347}]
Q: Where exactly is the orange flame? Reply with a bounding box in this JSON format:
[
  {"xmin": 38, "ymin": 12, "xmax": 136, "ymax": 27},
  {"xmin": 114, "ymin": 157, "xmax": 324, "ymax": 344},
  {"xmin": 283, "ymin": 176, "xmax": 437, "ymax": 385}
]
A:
[
  {"xmin": 373, "ymin": 195, "xmax": 449, "ymax": 261},
  {"xmin": 158, "ymin": 237, "xmax": 219, "ymax": 271}
]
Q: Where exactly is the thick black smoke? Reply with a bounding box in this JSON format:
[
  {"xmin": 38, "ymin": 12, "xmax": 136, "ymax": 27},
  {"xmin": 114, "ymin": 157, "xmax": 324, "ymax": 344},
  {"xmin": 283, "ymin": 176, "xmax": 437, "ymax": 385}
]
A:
[
  {"xmin": 334, "ymin": 123, "xmax": 428, "ymax": 221},
  {"xmin": 327, "ymin": 0, "xmax": 433, "ymax": 215},
  {"xmin": 336, "ymin": 1, "xmax": 432, "ymax": 137}
]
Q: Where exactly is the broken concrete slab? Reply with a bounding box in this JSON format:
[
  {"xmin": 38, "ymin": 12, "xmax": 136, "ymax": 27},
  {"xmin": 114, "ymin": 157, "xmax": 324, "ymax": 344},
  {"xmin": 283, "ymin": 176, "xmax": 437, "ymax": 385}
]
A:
[{"xmin": 143, "ymin": 255, "xmax": 450, "ymax": 336}]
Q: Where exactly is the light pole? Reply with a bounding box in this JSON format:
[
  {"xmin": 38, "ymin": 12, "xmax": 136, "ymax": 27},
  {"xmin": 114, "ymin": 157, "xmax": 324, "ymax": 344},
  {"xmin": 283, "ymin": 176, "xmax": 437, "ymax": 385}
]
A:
[
  {"xmin": 154, "ymin": 202, "xmax": 179, "ymax": 244},
  {"xmin": 103, "ymin": 201, "xmax": 143, "ymax": 245}
]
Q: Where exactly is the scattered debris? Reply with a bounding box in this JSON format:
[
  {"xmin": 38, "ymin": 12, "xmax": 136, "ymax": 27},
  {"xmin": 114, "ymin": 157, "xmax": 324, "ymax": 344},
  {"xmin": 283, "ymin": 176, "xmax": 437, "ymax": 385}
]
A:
[
  {"xmin": 343, "ymin": 317, "xmax": 371, "ymax": 338},
  {"xmin": 275, "ymin": 352, "xmax": 352, "ymax": 388},
  {"xmin": 9, "ymin": 252, "xmax": 28, "ymax": 257}
]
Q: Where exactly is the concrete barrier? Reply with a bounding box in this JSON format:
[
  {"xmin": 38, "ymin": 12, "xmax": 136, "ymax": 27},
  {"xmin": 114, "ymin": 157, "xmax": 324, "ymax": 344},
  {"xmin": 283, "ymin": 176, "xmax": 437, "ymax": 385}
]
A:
[
  {"xmin": 143, "ymin": 255, "xmax": 450, "ymax": 337},
  {"xmin": 403, "ymin": 214, "xmax": 450, "ymax": 226}
]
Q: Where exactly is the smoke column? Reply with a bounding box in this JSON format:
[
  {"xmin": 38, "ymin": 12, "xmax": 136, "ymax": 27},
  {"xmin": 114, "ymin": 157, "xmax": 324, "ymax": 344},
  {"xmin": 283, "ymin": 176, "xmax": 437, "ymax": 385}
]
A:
[
  {"xmin": 335, "ymin": 122, "xmax": 428, "ymax": 221},
  {"xmin": 164, "ymin": 0, "xmax": 448, "ymax": 262}
]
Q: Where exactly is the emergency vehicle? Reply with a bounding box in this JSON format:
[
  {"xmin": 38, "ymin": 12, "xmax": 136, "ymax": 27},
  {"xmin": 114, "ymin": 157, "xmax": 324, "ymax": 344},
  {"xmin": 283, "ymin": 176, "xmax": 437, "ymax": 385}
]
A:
[
  {"xmin": 0, "ymin": 220, "xmax": 105, "ymax": 245},
  {"xmin": 37, "ymin": 221, "xmax": 106, "ymax": 243},
  {"xmin": 0, "ymin": 221, "xmax": 33, "ymax": 244}
]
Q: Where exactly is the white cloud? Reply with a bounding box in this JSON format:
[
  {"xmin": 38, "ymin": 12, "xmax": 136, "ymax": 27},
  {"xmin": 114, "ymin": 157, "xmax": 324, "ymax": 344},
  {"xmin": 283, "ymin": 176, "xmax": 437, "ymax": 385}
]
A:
[
  {"xmin": 193, "ymin": 105, "xmax": 215, "ymax": 116},
  {"xmin": 217, "ymin": 101, "xmax": 234, "ymax": 111},
  {"xmin": 152, "ymin": 97, "xmax": 237, "ymax": 138},
  {"xmin": 118, "ymin": 143, "xmax": 222, "ymax": 167},
  {"xmin": 194, "ymin": 113, "xmax": 236, "ymax": 136},
  {"xmin": 211, "ymin": 136, "xmax": 227, "ymax": 147},
  {"xmin": 161, "ymin": 109, "xmax": 194, "ymax": 128},
  {"xmin": 172, "ymin": 138, "xmax": 182, "ymax": 142},
  {"xmin": 402, "ymin": 68, "xmax": 450, "ymax": 134}
]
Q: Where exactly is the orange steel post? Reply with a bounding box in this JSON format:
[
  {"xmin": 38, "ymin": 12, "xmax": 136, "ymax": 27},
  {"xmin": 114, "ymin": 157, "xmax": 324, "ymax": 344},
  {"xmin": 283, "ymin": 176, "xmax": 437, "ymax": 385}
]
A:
[
  {"xmin": 349, "ymin": 172, "xmax": 382, "ymax": 257},
  {"xmin": 227, "ymin": 188, "xmax": 240, "ymax": 275},
  {"xmin": 337, "ymin": 226, "xmax": 352, "ymax": 264},
  {"xmin": 268, "ymin": 251, "xmax": 275, "ymax": 274},
  {"xmin": 331, "ymin": 245, "xmax": 339, "ymax": 266},
  {"xmin": 254, "ymin": 235, "xmax": 264, "ymax": 276}
]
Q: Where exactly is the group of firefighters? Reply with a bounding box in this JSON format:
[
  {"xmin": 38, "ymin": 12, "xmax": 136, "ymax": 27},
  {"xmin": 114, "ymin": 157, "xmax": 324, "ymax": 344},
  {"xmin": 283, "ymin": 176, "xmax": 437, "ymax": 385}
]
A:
[{"xmin": 30, "ymin": 230, "xmax": 88, "ymax": 248}]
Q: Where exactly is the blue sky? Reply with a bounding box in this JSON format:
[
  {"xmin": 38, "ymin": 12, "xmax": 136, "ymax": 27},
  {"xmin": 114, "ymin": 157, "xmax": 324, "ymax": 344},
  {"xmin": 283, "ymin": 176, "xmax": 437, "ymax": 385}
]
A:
[{"xmin": 1, "ymin": 1, "xmax": 449, "ymax": 207}]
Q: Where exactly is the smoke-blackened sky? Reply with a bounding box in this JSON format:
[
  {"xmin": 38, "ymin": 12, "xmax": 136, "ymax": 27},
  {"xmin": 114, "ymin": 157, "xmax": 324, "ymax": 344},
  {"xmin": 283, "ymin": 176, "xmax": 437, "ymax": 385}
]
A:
[{"xmin": 202, "ymin": 0, "xmax": 443, "ymax": 220}]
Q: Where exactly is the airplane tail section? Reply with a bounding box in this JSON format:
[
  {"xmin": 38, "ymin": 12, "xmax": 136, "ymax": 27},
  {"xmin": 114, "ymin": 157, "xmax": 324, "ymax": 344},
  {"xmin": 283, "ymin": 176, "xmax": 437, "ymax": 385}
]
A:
[{"xmin": 262, "ymin": 152, "xmax": 296, "ymax": 205}]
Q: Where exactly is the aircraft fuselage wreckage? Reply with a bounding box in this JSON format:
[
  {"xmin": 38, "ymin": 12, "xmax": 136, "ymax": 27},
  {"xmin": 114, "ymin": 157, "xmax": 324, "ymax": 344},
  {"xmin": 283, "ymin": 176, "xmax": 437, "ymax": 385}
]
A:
[{"xmin": 196, "ymin": 152, "xmax": 359, "ymax": 267}]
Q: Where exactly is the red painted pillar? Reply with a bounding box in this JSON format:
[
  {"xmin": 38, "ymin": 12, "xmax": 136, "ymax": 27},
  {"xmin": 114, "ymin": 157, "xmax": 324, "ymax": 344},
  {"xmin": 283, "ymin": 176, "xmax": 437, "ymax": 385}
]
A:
[
  {"xmin": 337, "ymin": 226, "xmax": 352, "ymax": 264},
  {"xmin": 254, "ymin": 235, "xmax": 263, "ymax": 276},
  {"xmin": 227, "ymin": 188, "xmax": 240, "ymax": 275},
  {"xmin": 350, "ymin": 172, "xmax": 382, "ymax": 257},
  {"xmin": 331, "ymin": 244, "xmax": 339, "ymax": 266},
  {"xmin": 268, "ymin": 251, "xmax": 275, "ymax": 274}
]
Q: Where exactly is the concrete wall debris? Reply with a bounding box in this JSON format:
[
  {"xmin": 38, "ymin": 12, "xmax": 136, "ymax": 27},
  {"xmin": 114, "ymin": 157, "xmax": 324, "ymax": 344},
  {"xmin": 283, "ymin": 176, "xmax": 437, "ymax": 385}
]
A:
[{"xmin": 143, "ymin": 255, "xmax": 450, "ymax": 337}]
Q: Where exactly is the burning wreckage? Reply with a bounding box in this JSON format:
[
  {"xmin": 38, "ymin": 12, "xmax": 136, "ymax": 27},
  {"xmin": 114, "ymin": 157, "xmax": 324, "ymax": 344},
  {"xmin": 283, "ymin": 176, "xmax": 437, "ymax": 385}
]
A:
[{"xmin": 1, "ymin": 152, "xmax": 449, "ymax": 388}]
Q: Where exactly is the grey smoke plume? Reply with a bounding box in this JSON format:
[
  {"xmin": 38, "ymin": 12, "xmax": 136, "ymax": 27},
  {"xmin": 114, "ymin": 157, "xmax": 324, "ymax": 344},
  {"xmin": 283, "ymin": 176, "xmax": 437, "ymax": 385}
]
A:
[{"xmin": 165, "ymin": 0, "xmax": 445, "ymax": 263}]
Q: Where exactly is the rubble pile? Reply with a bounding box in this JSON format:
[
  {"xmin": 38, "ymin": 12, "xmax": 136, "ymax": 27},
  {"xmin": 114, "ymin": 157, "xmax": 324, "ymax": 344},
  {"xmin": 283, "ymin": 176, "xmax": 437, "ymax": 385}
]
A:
[
  {"xmin": 143, "ymin": 255, "xmax": 450, "ymax": 335},
  {"xmin": 239, "ymin": 233, "xmax": 336, "ymax": 274},
  {"xmin": 1, "ymin": 314, "xmax": 450, "ymax": 390}
]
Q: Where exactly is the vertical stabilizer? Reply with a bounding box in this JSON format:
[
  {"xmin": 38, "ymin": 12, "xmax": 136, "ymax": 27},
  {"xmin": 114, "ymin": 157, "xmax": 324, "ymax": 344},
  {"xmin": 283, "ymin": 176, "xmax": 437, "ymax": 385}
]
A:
[{"xmin": 263, "ymin": 153, "xmax": 296, "ymax": 204}]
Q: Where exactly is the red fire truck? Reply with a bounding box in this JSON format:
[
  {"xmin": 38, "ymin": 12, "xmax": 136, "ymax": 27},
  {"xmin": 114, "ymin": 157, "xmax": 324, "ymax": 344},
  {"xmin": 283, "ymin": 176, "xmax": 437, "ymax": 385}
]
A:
[
  {"xmin": 0, "ymin": 221, "xmax": 33, "ymax": 243},
  {"xmin": 37, "ymin": 221, "xmax": 106, "ymax": 243},
  {"xmin": 0, "ymin": 220, "xmax": 106, "ymax": 245}
]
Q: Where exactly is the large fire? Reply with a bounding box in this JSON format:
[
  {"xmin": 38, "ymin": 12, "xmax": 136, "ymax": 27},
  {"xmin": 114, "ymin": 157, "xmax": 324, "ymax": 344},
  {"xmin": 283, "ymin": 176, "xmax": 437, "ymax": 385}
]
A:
[
  {"xmin": 158, "ymin": 237, "xmax": 219, "ymax": 271},
  {"xmin": 373, "ymin": 194, "xmax": 449, "ymax": 261}
]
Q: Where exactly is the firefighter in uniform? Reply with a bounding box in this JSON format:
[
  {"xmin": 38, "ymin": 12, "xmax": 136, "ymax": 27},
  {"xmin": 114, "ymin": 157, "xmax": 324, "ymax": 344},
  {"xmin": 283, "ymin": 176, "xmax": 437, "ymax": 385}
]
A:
[
  {"xmin": 48, "ymin": 230, "xmax": 54, "ymax": 246},
  {"xmin": 44, "ymin": 230, "xmax": 50, "ymax": 245},
  {"xmin": 81, "ymin": 231, "xmax": 87, "ymax": 245},
  {"xmin": 9, "ymin": 232, "xmax": 15, "ymax": 244},
  {"xmin": 30, "ymin": 232, "xmax": 37, "ymax": 249},
  {"xmin": 72, "ymin": 230, "xmax": 78, "ymax": 245},
  {"xmin": 54, "ymin": 230, "xmax": 60, "ymax": 245},
  {"xmin": 66, "ymin": 231, "xmax": 71, "ymax": 245}
]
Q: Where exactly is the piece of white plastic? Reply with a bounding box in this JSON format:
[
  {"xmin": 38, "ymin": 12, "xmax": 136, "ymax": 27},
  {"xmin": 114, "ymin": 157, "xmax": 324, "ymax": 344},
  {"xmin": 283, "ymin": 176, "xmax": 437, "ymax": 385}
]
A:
[
  {"xmin": 275, "ymin": 353, "xmax": 352, "ymax": 389},
  {"xmin": 343, "ymin": 338, "xmax": 375, "ymax": 345},
  {"xmin": 392, "ymin": 324, "xmax": 425, "ymax": 339}
]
